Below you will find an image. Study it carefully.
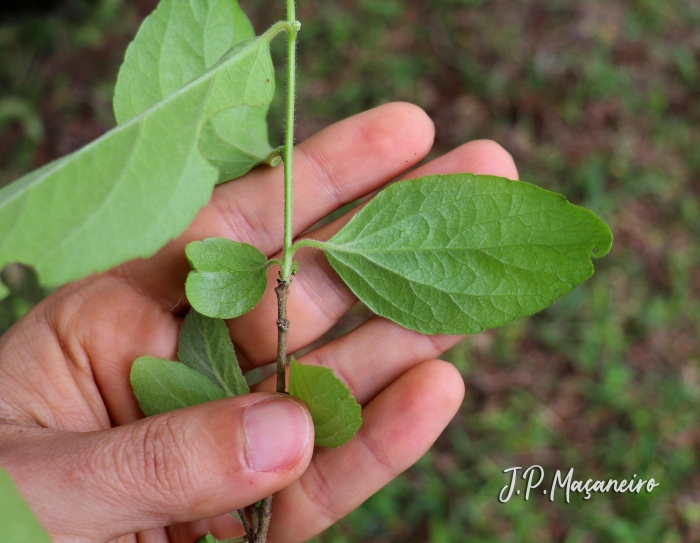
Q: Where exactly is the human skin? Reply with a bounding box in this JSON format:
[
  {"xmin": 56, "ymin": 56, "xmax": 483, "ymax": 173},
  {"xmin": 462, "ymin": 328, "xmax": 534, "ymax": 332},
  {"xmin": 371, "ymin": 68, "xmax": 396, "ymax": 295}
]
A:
[{"xmin": 0, "ymin": 103, "xmax": 518, "ymax": 543}]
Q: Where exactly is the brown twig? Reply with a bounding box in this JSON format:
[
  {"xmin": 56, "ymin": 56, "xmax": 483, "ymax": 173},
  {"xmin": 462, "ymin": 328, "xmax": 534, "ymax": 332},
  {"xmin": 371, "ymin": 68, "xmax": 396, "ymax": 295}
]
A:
[
  {"xmin": 250, "ymin": 275, "xmax": 290, "ymax": 543},
  {"xmin": 253, "ymin": 495, "xmax": 274, "ymax": 543},
  {"xmin": 250, "ymin": 502, "xmax": 260, "ymax": 534},
  {"xmin": 274, "ymin": 277, "xmax": 290, "ymax": 394},
  {"xmin": 237, "ymin": 509, "xmax": 254, "ymax": 543}
]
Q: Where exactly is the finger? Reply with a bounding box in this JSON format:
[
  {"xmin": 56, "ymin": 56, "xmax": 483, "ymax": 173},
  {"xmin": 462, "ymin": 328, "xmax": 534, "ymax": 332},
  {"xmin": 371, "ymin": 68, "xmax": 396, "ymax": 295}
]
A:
[
  {"xmin": 267, "ymin": 359, "xmax": 465, "ymax": 543},
  {"xmin": 186, "ymin": 354, "xmax": 467, "ymax": 541},
  {"xmin": 252, "ymin": 315, "xmax": 461, "ymax": 406},
  {"xmin": 232, "ymin": 139, "xmax": 518, "ymax": 366},
  {"xmin": 115, "ymin": 102, "xmax": 435, "ymax": 306},
  {"xmin": 0, "ymin": 394, "xmax": 313, "ymax": 543},
  {"xmin": 42, "ymin": 138, "xmax": 515, "ymax": 426},
  {"xmin": 168, "ymin": 513, "xmax": 244, "ymax": 543}
]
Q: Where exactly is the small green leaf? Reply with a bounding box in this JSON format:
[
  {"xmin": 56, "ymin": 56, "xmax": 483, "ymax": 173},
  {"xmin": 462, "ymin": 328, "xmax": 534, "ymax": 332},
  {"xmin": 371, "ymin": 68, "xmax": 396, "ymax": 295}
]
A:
[
  {"xmin": 113, "ymin": 0, "xmax": 275, "ymax": 183},
  {"xmin": 196, "ymin": 535, "xmax": 247, "ymax": 543},
  {"xmin": 131, "ymin": 356, "xmax": 226, "ymax": 417},
  {"xmin": 178, "ymin": 308, "xmax": 249, "ymax": 396},
  {"xmin": 0, "ymin": 24, "xmax": 277, "ymax": 294},
  {"xmin": 288, "ymin": 358, "xmax": 362, "ymax": 448},
  {"xmin": 186, "ymin": 238, "xmax": 268, "ymax": 319},
  {"xmin": 0, "ymin": 465, "xmax": 51, "ymax": 543},
  {"xmin": 324, "ymin": 174, "xmax": 613, "ymax": 335}
]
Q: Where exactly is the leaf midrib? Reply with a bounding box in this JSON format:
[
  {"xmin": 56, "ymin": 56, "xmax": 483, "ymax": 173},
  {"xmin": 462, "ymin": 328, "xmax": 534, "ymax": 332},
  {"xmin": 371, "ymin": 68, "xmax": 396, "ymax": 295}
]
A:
[
  {"xmin": 0, "ymin": 29, "xmax": 270, "ymax": 211},
  {"xmin": 324, "ymin": 239, "xmax": 595, "ymax": 256},
  {"xmin": 330, "ymin": 249, "xmax": 571, "ymax": 299},
  {"xmin": 202, "ymin": 328, "xmax": 235, "ymax": 397}
]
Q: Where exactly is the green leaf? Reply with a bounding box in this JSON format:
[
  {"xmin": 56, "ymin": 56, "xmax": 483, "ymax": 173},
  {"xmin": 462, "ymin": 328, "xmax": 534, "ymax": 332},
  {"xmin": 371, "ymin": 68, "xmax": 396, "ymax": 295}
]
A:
[
  {"xmin": 113, "ymin": 0, "xmax": 274, "ymax": 183},
  {"xmin": 288, "ymin": 358, "xmax": 362, "ymax": 448},
  {"xmin": 323, "ymin": 174, "xmax": 613, "ymax": 335},
  {"xmin": 0, "ymin": 23, "xmax": 278, "ymax": 294},
  {"xmin": 131, "ymin": 355, "xmax": 227, "ymax": 417},
  {"xmin": 178, "ymin": 308, "xmax": 249, "ymax": 396},
  {"xmin": 0, "ymin": 464, "xmax": 51, "ymax": 543},
  {"xmin": 197, "ymin": 535, "xmax": 247, "ymax": 543},
  {"xmin": 199, "ymin": 105, "xmax": 278, "ymax": 184},
  {"xmin": 186, "ymin": 238, "xmax": 268, "ymax": 319}
]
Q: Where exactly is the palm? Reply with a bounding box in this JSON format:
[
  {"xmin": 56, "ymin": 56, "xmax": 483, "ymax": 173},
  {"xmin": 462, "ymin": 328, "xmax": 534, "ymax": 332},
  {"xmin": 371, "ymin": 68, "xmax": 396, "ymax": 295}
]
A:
[{"xmin": 0, "ymin": 104, "xmax": 516, "ymax": 543}]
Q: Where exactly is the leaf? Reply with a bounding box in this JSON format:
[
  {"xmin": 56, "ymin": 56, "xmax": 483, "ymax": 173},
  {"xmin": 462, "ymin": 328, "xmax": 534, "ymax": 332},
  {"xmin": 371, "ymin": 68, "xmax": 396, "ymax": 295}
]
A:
[
  {"xmin": 323, "ymin": 174, "xmax": 613, "ymax": 335},
  {"xmin": 199, "ymin": 105, "xmax": 278, "ymax": 184},
  {"xmin": 186, "ymin": 238, "xmax": 268, "ymax": 319},
  {"xmin": 113, "ymin": 0, "xmax": 275, "ymax": 183},
  {"xmin": 0, "ymin": 464, "xmax": 51, "ymax": 543},
  {"xmin": 197, "ymin": 535, "xmax": 247, "ymax": 543},
  {"xmin": 288, "ymin": 358, "xmax": 362, "ymax": 448},
  {"xmin": 0, "ymin": 24, "xmax": 277, "ymax": 295},
  {"xmin": 178, "ymin": 308, "xmax": 249, "ymax": 396},
  {"xmin": 131, "ymin": 356, "xmax": 227, "ymax": 417}
]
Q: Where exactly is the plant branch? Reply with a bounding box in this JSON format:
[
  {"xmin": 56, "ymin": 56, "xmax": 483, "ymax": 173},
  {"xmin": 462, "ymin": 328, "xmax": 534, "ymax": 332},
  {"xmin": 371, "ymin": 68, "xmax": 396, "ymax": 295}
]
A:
[
  {"xmin": 274, "ymin": 278, "xmax": 290, "ymax": 393},
  {"xmin": 237, "ymin": 509, "xmax": 254, "ymax": 543},
  {"xmin": 250, "ymin": 502, "xmax": 261, "ymax": 534},
  {"xmin": 253, "ymin": 495, "xmax": 273, "ymax": 543},
  {"xmin": 252, "ymin": 4, "xmax": 299, "ymax": 541},
  {"xmin": 280, "ymin": 13, "xmax": 300, "ymax": 282},
  {"xmin": 289, "ymin": 237, "xmax": 328, "ymax": 253}
]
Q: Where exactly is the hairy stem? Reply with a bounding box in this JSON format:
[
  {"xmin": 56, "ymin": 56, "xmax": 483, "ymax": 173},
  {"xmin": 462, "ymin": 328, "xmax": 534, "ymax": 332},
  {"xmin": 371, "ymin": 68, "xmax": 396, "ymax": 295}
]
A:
[
  {"xmin": 251, "ymin": 3, "xmax": 299, "ymax": 541},
  {"xmin": 248, "ymin": 277, "xmax": 289, "ymax": 543},
  {"xmin": 238, "ymin": 509, "xmax": 254, "ymax": 543},
  {"xmin": 280, "ymin": 0, "xmax": 299, "ymax": 282},
  {"xmin": 274, "ymin": 278, "xmax": 290, "ymax": 393},
  {"xmin": 250, "ymin": 503, "xmax": 261, "ymax": 534},
  {"xmin": 253, "ymin": 495, "xmax": 273, "ymax": 543}
]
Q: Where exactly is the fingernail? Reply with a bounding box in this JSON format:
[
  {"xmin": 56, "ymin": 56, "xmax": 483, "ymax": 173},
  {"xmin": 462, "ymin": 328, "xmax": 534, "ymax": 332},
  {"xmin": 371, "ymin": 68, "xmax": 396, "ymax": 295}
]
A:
[{"xmin": 244, "ymin": 398, "xmax": 311, "ymax": 472}]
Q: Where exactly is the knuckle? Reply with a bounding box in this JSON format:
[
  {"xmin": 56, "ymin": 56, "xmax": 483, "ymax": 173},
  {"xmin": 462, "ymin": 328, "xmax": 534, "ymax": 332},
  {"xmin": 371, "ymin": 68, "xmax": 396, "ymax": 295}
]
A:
[
  {"xmin": 214, "ymin": 192, "xmax": 277, "ymax": 250},
  {"xmin": 358, "ymin": 429, "xmax": 399, "ymax": 482},
  {"xmin": 299, "ymin": 460, "xmax": 347, "ymax": 524},
  {"xmin": 297, "ymin": 145, "xmax": 345, "ymax": 205},
  {"xmin": 122, "ymin": 416, "xmax": 191, "ymax": 506}
]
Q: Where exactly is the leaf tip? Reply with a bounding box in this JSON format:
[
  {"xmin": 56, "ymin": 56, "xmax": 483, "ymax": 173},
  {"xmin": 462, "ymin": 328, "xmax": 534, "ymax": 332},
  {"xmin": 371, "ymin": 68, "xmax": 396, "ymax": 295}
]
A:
[
  {"xmin": 591, "ymin": 224, "xmax": 614, "ymax": 259},
  {"xmin": 288, "ymin": 358, "xmax": 362, "ymax": 448},
  {"xmin": 184, "ymin": 240, "xmax": 203, "ymax": 266}
]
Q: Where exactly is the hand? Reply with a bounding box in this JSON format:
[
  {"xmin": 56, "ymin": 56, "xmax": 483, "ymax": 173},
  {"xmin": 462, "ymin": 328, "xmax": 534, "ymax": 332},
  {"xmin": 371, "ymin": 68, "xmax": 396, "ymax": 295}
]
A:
[{"xmin": 0, "ymin": 103, "xmax": 518, "ymax": 543}]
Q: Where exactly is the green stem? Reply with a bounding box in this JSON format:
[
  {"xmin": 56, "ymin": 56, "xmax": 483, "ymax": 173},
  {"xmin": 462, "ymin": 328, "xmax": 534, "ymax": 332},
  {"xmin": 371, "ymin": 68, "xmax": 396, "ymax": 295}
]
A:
[
  {"xmin": 289, "ymin": 238, "xmax": 328, "ymax": 253},
  {"xmin": 261, "ymin": 19, "xmax": 295, "ymax": 42},
  {"xmin": 250, "ymin": 7, "xmax": 300, "ymax": 543},
  {"xmin": 280, "ymin": 5, "xmax": 300, "ymax": 282}
]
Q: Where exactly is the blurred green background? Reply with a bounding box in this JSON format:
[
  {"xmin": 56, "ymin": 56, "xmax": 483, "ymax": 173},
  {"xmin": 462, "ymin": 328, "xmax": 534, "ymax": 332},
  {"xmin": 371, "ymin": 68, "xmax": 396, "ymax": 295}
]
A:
[{"xmin": 1, "ymin": 0, "xmax": 699, "ymax": 541}]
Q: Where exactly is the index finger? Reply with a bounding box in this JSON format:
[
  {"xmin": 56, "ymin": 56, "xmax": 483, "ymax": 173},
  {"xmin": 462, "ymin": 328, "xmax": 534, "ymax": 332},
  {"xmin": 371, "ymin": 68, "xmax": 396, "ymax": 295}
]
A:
[{"xmin": 113, "ymin": 103, "xmax": 435, "ymax": 307}]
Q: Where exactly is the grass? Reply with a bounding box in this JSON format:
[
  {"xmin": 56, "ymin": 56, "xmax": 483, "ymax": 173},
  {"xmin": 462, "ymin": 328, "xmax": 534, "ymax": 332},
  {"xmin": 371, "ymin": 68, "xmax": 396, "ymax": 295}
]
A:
[{"xmin": 1, "ymin": 0, "xmax": 699, "ymax": 541}]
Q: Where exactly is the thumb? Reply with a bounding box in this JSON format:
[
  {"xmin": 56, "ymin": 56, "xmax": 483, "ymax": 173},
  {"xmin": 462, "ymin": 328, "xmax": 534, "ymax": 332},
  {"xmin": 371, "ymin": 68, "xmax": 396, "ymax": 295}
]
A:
[{"xmin": 1, "ymin": 393, "xmax": 313, "ymax": 543}]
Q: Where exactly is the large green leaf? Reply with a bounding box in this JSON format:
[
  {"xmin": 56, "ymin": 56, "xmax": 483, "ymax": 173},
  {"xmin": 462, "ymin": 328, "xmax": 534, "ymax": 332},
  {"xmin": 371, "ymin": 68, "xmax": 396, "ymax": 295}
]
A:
[
  {"xmin": 288, "ymin": 358, "xmax": 362, "ymax": 448},
  {"xmin": 198, "ymin": 105, "xmax": 278, "ymax": 184},
  {"xmin": 185, "ymin": 237, "xmax": 268, "ymax": 319},
  {"xmin": 0, "ymin": 465, "xmax": 51, "ymax": 543},
  {"xmin": 178, "ymin": 308, "xmax": 249, "ymax": 396},
  {"xmin": 323, "ymin": 174, "xmax": 613, "ymax": 335},
  {"xmin": 113, "ymin": 0, "xmax": 275, "ymax": 183},
  {"xmin": 0, "ymin": 25, "xmax": 278, "ymax": 298},
  {"xmin": 131, "ymin": 356, "xmax": 227, "ymax": 416}
]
